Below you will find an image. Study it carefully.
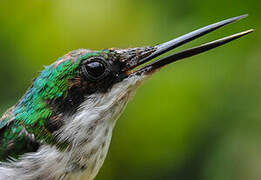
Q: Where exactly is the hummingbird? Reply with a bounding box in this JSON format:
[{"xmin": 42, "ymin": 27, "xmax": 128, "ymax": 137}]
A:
[{"xmin": 0, "ymin": 15, "xmax": 253, "ymax": 180}]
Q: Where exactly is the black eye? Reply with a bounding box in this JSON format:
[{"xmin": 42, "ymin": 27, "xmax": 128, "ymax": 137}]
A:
[
  {"xmin": 86, "ymin": 61, "xmax": 105, "ymax": 77},
  {"xmin": 81, "ymin": 57, "xmax": 109, "ymax": 81}
]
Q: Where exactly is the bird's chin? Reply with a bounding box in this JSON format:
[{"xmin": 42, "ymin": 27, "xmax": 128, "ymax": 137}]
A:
[{"xmin": 114, "ymin": 74, "xmax": 148, "ymax": 99}]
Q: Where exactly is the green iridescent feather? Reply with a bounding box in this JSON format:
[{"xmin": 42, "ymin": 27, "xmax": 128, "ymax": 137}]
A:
[
  {"xmin": 0, "ymin": 50, "xmax": 114, "ymax": 161},
  {"xmin": 13, "ymin": 58, "xmax": 81, "ymax": 145},
  {"xmin": 0, "ymin": 57, "xmax": 81, "ymax": 160},
  {"xmin": 0, "ymin": 107, "xmax": 34, "ymax": 161}
]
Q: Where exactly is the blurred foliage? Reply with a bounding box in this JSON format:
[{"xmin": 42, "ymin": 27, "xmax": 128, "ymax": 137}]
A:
[{"xmin": 0, "ymin": 0, "xmax": 260, "ymax": 179}]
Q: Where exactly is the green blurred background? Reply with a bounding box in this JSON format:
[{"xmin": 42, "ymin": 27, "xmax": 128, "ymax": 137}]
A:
[{"xmin": 0, "ymin": 0, "xmax": 260, "ymax": 179}]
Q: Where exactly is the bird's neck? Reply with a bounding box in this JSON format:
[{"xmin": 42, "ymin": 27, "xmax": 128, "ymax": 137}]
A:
[
  {"xmin": 0, "ymin": 89, "xmax": 132, "ymax": 180},
  {"xmin": 59, "ymin": 91, "xmax": 132, "ymax": 179},
  {"xmin": 1, "ymin": 75, "xmax": 145, "ymax": 180}
]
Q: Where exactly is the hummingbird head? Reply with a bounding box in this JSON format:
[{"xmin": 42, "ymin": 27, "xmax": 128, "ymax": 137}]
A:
[
  {"xmin": 14, "ymin": 15, "xmax": 252, "ymax": 149},
  {"xmin": 45, "ymin": 47, "xmax": 157, "ymax": 116}
]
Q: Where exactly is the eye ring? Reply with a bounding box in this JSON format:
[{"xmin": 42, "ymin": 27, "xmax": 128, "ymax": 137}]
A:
[{"xmin": 81, "ymin": 57, "xmax": 110, "ymax": 81}]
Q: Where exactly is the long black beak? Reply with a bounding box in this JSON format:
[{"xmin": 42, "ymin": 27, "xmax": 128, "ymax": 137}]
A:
[{"xmin": 130, "ymin": 14, "xmax": 253, "ymax": 75}]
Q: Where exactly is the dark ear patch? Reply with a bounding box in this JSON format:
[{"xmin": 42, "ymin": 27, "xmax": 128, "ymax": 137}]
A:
[
  {"xmin": 45, "ymin": 115, "xmax": 64, "ymax": 133},
  {"xmin": 51, "ymin": 78, "xmax": 88, "ymax": 116}
]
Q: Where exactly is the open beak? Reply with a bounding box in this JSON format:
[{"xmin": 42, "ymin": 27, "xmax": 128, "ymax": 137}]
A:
[{"xmin": 127, "ymin": 14, "xmax": 253, "ymax": 75}]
